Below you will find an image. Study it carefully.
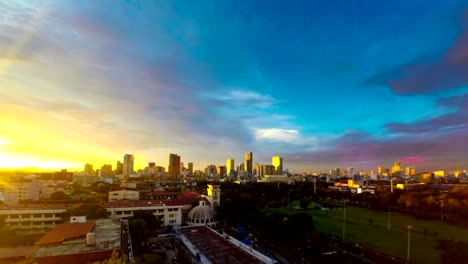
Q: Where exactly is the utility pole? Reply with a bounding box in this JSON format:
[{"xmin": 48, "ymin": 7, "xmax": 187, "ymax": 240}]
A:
[
  {"xmin": 390, "ymin": 177, "xmax": 393, "ymax": 193},
  {"xmin": 407, "ymin": 225, "xmax": 413, "ymax": 262},
  {"xmin": 342, "ymin": 199, "xmax": 346, "ymax": 241}
]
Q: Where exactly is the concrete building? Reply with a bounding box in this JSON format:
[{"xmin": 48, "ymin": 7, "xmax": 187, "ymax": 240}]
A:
[
  {"xmin": 3, "ymin": 176, "xmax": 41, "ymax": 204},
  {"xmin": 84, "ymin": 163, "xmax": 94, "ymax": 175},
  {"xmin": 217, "ymin": 166, "xmax": 225, "ymax": 177},
  {"xmin": 226, "ymin": 158, "xmax": 235, "ymax": 175},
  {"xmin": 0, "ymin": 204, "xmax": 71, "ymax": 230},
  {"xmin": 259, "ymin": 165, "xmax": 275, "ymax": 178},
  {"xmin": 188, "ymin": 162, "xmax": 194, "ymax": 174},
  {"xmin": 105, "ymin": 200, "xmax": 183, "ymax": 226},
  {"xmin": 272, "ymin": 156, "xmax": 283, "ymax": 175},
  {"xmin": 347, "ymin": 167, "xmax": 354, "ymax": 178},
  {"xmin": 245, "ymin": 152, "xmax": 253, "ymax": 175},
  {"xmin": 116, "ymin": 161, "xmax": 123, "ymax": 175},
  {"xmin": 123, "ymin": 154, "xmax": 134, "ymax": 178},
  {"xmin": 206, "ymin": 184, "xmax": 220, "ymax": 211},
  {"xmin": 187, "ymin": 200, "xmax": 216, "ymax": 227},
  {"xmin": 168, "ymin": 153, "xmax": 181, "ymax": 177},
  {"xmin": 99, "ymin": 164, "xmax": 113, "ymax": 177},
  {"xmin": 39, "ymin": 181, "xmax": 66, "ymax": 199},
  {"xmin": 392, "ymin": 162, "xmax": 401, "ymax": 174},
  {"xmin": 378, "ymin": 166, "xmax": 383, "ymax": 174},
  {"xmin": 72, "ymin": 173, "xmax": 100, "ymax": 186},
  {"xmin": 108, "ymin": 190, "xmax": 140, "ymax": 201}
]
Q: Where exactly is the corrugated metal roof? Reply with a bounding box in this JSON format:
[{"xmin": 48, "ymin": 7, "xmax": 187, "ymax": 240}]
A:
[{"xmin": 35, "ymin": 222, "xmax": 96, "ymax": 246}]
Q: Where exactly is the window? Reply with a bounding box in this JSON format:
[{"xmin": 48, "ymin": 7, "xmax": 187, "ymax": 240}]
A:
[
  {"xmin": 169, "ymin": 220, "xmax": 176, "ymax": 224},
  {"xmin": 169, "ymin": 214, "xmax": 175, "ymax": 218}
]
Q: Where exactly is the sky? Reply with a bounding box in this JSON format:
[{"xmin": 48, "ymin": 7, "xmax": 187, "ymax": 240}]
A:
[{"xmin": 0, "ymin": 0, "xmax": 467, "ymax": 172}]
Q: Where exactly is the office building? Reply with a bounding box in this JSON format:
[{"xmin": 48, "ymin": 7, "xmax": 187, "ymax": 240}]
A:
[
  {"xmin": 187, "ymin": 162, "xmax": 194, "ymax": 174},
  {"xmin": 3, "ymin": 176, "xmax": 41, "ymax": 204},
  {"xmin": 226, "ymin": 159, "xmax": 234, "ymax": 175},
  {"xmin": 217, "ymin": 166, "xmax": 225, "ymax": 177},
  {"xmin": 116, "ymin": 161, "xmax": 123, "ymax": 175},
  {"xmin": 347, "ymin": 167, "xmax": 354, "ymax": 178},
  {"xmin": 168, "ymin": 154, "xmax": 181, "ymax": 177},
  {"xmin": 123, "ymin": 154, "xmax": 134, "ymax": 177},
  {"xmin": 99, "ymin": 164, "xmax": 113, "ymax": 177},
  {"xmin": 272, "ymin": 156, "xmax": 283, "ymax": 175},
  {"xmin": 378, "ymin": 166, "xmax": 383, "ymax": 174},
  {"xmin": 237, "ymin": 163, "xmax": 244, "ymax": 172},
  {"xmin": 245, "ymin": 152, "xmax": 253, "ymax": 175},
  {"xmin": 391, "ymin": 162, "xmax": 401, "ymax": 173},
  {"xmin": 84, "ymin": 163, "xmax": 94, "ymax": 175},
  {"xmin": 259, "ymin": 165, "xmax": 275, "ymax": 178}
]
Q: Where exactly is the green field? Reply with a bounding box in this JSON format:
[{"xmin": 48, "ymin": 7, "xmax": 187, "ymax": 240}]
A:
[{"xmin": 262, "ymin": 202, "xmax": 468, "ymax": 264}]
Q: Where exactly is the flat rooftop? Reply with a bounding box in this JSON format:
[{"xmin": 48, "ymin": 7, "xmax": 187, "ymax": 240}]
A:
[{"xmin": 178, "ymin": 226, "xmax": 264, "ymax": 264}]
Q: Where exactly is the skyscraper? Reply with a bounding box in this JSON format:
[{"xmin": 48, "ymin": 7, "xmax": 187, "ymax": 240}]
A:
[
  {"xmin": 84, "ymin": 163, "xmax": 94, "ymax": 175},
  {"xmin": 123, "ymin": 154, "xmax": 134, "ymax": 177},
  {"xmin": 226, "ymin": 159, "xmax": 234, "ymax": 174},
  {"xmin": 347, "ymin": 167, "xmax": 354, "ymax": 178},
  {"xmin": 188, "ymin": 162, "xmax": 194, "ymax": 174},
  {"xmin": 168, "ymin": 153, "xmax": 181, "ymax": 177},
  {"xmin": 377, "ymin": 166, "xmax": 383, "ymax": 174},
  {"xmin": 272, "ymin": 156, "xmax": 283, "ymax": 175},
  {"xmin": 392, "ymin": 162, "xmax": 401, "ymax": 173},
  {"xmin": 245, "ymin": 152, "xmax": 253, "ymax": 175},
  {"xmin": 116, "ymin": 161, "xmax": 123, "ymax": 175}
]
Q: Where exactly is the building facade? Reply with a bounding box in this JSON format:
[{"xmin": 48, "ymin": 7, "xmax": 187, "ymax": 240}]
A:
[
  {"xmin": 272, "ymin": 156, "xmax": 283, "ymax": 175},
  {"xmin": 3, "ymin": 176, "xmax": 41, "ymax": 204},
  {"xmin": 245, "ymin": 152, "xmax": 253, "ymax": 175},
  {"xmin": 123, "ymin": 154, "xmax": 134, "ymax": 177},
  {"xmin": 168, "ymin": 154, "xmax": 181, "ymax": 177}
]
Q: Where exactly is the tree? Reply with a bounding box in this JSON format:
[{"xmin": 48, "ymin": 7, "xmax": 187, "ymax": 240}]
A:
[
  {"xmin": 66, "ymin": 204, "xmax": 108, "ymax": 219},
  {"xmin": 300, "ymin": 198, "xmax": 310, "ymax": 210},
  {"xmin": 50, "ymin": 191, "xmax": 69, "ymax": 200}
]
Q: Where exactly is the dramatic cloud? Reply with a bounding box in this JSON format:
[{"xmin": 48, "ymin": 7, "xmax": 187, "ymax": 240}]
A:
[{"xmin": 365, "ymin": 10, "xmax": 468, "ymax": 95}]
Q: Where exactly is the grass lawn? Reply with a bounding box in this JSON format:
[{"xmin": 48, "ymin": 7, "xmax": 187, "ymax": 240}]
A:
[{"xmin": 261, "ymin": 202, "xmax": 468, "ymax": 264}]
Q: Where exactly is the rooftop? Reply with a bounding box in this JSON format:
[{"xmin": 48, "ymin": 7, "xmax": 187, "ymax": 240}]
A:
[
  {"xmin": 31, "ymin": 219, "xmax": 120, "ymax": 258},
  {"xmin": 35, "ymin": 222, "xmax": 96, "ymax": 246},
  {"xmin": 177, "ymin": 226, "xmax": 269, "ymax": 264}
]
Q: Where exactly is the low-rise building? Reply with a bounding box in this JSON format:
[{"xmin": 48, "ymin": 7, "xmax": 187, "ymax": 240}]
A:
[
  {"xmin": 0, "ymin": 204, "xmax": 72, "ymax": 230},
  {"xmin": 104, "ymin": 199, "xmax": 184, "ymax": 226},
  {"xmin": 108, "ymin": 189, "xmax": 139, "ymax": 201}
]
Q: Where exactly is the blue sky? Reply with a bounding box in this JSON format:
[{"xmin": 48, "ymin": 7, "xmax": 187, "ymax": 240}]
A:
[{"xmin": 0, "ymin": 0, "xmax": 467, "ymax": 172}]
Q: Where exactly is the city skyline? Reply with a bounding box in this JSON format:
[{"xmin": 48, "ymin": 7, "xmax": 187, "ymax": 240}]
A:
[{"xmin": 1, "ymin": 1, "xmax": 468, "ymax": 171}]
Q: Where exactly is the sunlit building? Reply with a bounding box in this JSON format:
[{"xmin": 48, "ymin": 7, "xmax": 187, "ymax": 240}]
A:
[
  {"xmin": 245, "ymin": 152, "xmax": 253, "ymax": 175},
  {"xmin": 3, "ymin": 176, "xmax": 41, "ymax": 204},
  {"xmin": 116, "ymin": 161, "xmax": 123, "ymax": 175},
  {"xmin": 226, "ymin": 158, "xmax": 235, "ymax": 175},
  {"xmin": 378, "ymin": 166, "xmax": 383, "ymax": 174},
  {"xmin": 272, "ymin": 156, "xmax": 283, "ymax": 175},
  {"xmin": 168, "ymin": 153, "xmax": 181, "ymax": 177},
  {"xmin": 434, "ymin": 170, "xmax": 445, "ymax": 177},
  {"xmin": 123, "ymin": 154, "xmax": 134, "ymax": 178},
  {"xmin": 391, "ymin": 162, "xmax": 401, "ymax": 173},
  {"xmin": 99, "ymin": 164, "xmax": 113, "ymax": 177}
]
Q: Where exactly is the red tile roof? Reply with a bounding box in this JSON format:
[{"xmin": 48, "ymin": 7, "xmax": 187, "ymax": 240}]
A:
[
  {"xmin": 35, "ymin": 222, "xmax": 96, "ymax": 246},
  {"xmin": 0, "ymin": 204, "xmax": 75, "ymax": 210}
]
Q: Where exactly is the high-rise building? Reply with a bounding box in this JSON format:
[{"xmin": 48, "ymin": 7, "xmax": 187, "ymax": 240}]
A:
[
  {"xmin": 378, "ymin": 166, "xmax": 383, "ymax": 174},
  {"xmin": 226, "ymin": 159, "xmax": 235, "ymax": 174},
  {"xmin": 168, "ymin": 154, "xmax": 181, "ymax": 177},
  {"xmin": 217, "ymin": 166, "xmax": 226, "ymax": 176},
  {"xmin": 123, "ymin": 154, "xmax": 134, "ymax": 177},
  {"xmin": 188, "ymin": 162, "xmax": 194, "ymax": 174},
  {"xmin": 254, "ymin": 163, "xmax": 259, "ymax": 175},
  {"xmin": 410, "ymin": 167, "xmax": 416, "ymax": 176},
  {"xmin": 347, "ymin": 167, "xmax": 354, "ymax": 178},
  {"xmin": 237, "ymin": 163, "xmax": 244, "ymax": 172},
  {"xmin": 3, "ymin": 176, "xmax": 41, "ymax": 204},
  {"xmin": 100, "ymin": 164, "xmax": 113, "ymax": 177},
  {"xmin": 391, "ymin": 162, "xmax": 401, "ymax": 173},
  {"xmin": 245, "ymin": 152, "xmax": 253, "ymax": 175},
  {"xmin": 84, "ymin": 163, "xmax": 94, "ymax": 175},
  {"xmin": 336, "ymin": 168, "xmax": 341, "ymax": 176},
  {"xmin": 259, "ymin": 165, "xmax": 275, "ymax": 177},
  {"xmin": 116, "ymin": 161, "xmax": 123, "ymax": 175},
  {"xmin": 272, "ymin": 156, "xmax": 283, "ymax": 175}
]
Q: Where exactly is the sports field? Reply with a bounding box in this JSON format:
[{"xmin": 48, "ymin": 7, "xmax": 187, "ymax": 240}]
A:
[{"xmin": 262, "ymin": 201, "xmax": 468, "ymax": 264}]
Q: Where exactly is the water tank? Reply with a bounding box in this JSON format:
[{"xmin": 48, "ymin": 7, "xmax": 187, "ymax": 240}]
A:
[{"xmin": 86, "ymin": 232, "xmax": 96, "ymax": 246}]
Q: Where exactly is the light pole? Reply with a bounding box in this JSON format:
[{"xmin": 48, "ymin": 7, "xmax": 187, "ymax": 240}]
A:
[
  {"xmin": 407, "ymin": 225, "xmax": 413, "ymax": 262},
  {"xmin": 342, "ymin": 199, "xmax": 346, "ymax": 241}
]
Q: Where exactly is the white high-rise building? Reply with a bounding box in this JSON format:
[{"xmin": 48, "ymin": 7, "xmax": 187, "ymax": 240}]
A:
[
  {"xmin": 4, "ymin": 176, "xmax": 41, "ymax": 204},
  {"xmin": 123, "ymin": 154, "xmax": 134, "ymax": 178},
  {"xmin": 347, "ymin": 167, "xmax": 354, "ymax": 178}
]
